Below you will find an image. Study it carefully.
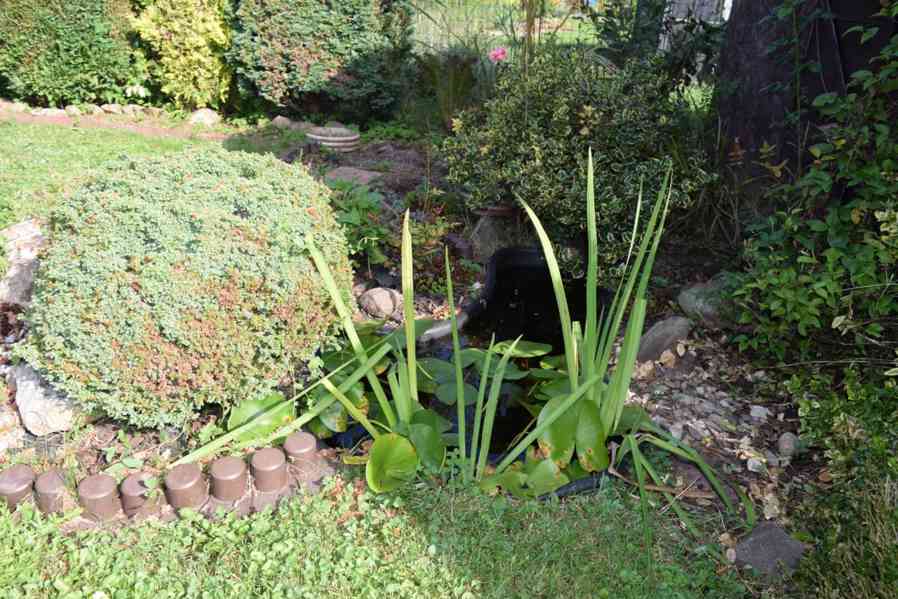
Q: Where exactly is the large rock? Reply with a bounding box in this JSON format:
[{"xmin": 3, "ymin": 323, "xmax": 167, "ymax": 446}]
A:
[
  {"xmin": 188, "ymin": 108, "xmax": 221, "ymax": 127},
  {"xmin": 677, "ymin": 277, "xmax": 730, "ymax": 328},
  {"xmin": 64, "ymin": 105, "xmax": 82, "ymax": 117},
  {"xmin": 734, "ymin": 522, "xmax": 806, "ymax": 579},
  {"xmin": 470, "ymin": 215, "xmax": 531, "ymax": 263},
  {"xmin": 8, "ymin": 364, "xmax": 79, "ymax": 436},
  {"xmin": 325, "ymin": 167, "xmax": 381, "ymax": 187},
  {"xmin": 0, "ymin": 219, "xmax": 46, "ymax": 308},
  {"xmin": 358, "ymin": 287, "xmax": 402, "ymax": 319},
  {"xmin": 637, "ymin": 316, "xmax": 694, "ymax": 363},
  {"xmin": 271, "ymin": 115, "xmax": 313, "ymax": 132},
  {"xmin": 100, "ymin": 103, "xmax": 123, "ymax": 115}
]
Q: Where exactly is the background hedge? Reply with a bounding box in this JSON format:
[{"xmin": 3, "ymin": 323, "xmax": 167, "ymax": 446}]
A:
[
  {"xmin": 15, "ymin": 149, "xmax": 353, "ymax": 429},
  {"xmin": 229, "ymin": 0, "xmax": 413, "ymax": 121},
  {"xmin": 0, "ymin": 0, "xmax": 140, "ymax": 106}
]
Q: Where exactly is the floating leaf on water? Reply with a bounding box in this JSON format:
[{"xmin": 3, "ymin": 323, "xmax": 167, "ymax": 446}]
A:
[
  {"xmin": 435, "ymin": 382, "xmax": 478, "ymax": 406},
  {"xmin": 492, "ymin": 340, "xmax": 552, "ymax": 358},
  {"xmin": 366, "ymin": 433, "xmax": 419, "ymax": 493}
]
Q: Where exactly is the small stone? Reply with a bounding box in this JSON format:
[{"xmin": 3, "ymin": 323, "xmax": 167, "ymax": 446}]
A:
[
  {"xmin": 325, "ymin": 167, "xmax": 382, "ymax": 188},
  {"xmin": 764, "ymin": 450, "xmax": 780, "ymax": 468},
  {"xmin": 84, "ymin": 104, "xmax": 104, "ymax": 115},
  {"xmin": 1, "ymin": 219, "xmax": 47, "ymax": 308},
  {"xmin": 101, "ymin": 103, "xmax": 123, "ymax": 115},
  {"xmin": 734, "ymin": 522, "xmax": 805, "ymax": 579},
  {"xmin": 122, "ymin": 104, "xmax": 143, "ymax": 116},
  {"xmin": 9, "ymin": 364, "xmax": 79, "ymax": 436},
  {"xmin": 746, "ymin": 457, "xmax": 766, "ymax": 473},
  {"xmin": 188, "ymin": 108, "xmax": 221, "ymax": 126},
  {"xmin": 358, "ymin": 287, "xmax": 402, "ymax": 319},
  {"xmin": 726, "ymin": 548, "xmax": 737, "ymax": 563},
  {"xmin": 0, "ymin": 405, "xmax": 25, "ymax": 452},
  {"xmin": 637, "ymin": 316, "xmax": 694, "ymax": 362},
  {"xmin": 64, "ymin": 105, "xmax": 82, "ymax": 117},
  {"xmin": 750, "ymin": 405, "xmax": 770, "ymax": 421},
  {"xmin": 658, "ymin": 349, "xmax": 677, "ymax": 368},
  {"xmin": 677, "ymin": 277, "xmax": 729, "ymax": 328},
  {"xmin": 271, "ymin": 115, "xmax": 295, "ymax": 129},
  {"xmin": 777, "ymin": 432, "xmax": 799, "ymax": 457},
  {"xmin": 668, "ymin": 422, "xmax": 684, "ymax": 441}
]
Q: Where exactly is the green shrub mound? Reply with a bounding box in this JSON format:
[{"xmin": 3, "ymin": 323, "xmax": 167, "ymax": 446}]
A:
[
  {"xmin": 444, "ymin": 45, "xmax": 712, "ymax": 275},
  {"xmin": 0, "ymin": 0, "xmax": 139, "ymax": 106},
  {"xmin": 15, "ymin": 149, "xmax": 353, "ymax": 429},
  {"xmin": 229, "ymin": 0, "xmax": 412, "ymax": 121}
]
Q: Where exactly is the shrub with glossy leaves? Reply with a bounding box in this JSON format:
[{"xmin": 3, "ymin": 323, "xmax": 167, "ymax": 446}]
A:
[
  {"xmin": 15, "ymin": 149, "xmax": 353, "ymax": 429},
  {"xmin": 132, "ymin": 0, "xmax": 232, "ymax": 109},
  {"xmin": 444, "ymin": 45, "xmax": 711, "ymax": 274},
  {"xmin": 0, "ymin": 0, "xmax": 140, "ymax": 106},
  {"xmin": 229, "ymin": 0, "xmax": 412, "ymax": 120}
]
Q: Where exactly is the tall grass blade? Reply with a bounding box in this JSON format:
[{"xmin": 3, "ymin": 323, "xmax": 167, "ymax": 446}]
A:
[
  {"xmin": 445, "ymin": 247, "xmax": 468, "ymax": 480},
  {"xmin": 401, "ymin": 211, "xmax": 419, "ymax": 404},
  {"xmin": 307, "ymin": 237, "xmax": 397, "ymax": 428},
  {"xmin": 519, "ymin": 200, "xmax": 578, "ymax": 389},
  {"xmin": 476, "ymin": 337, "xmax": 521, "ymax": 480},
  {"xmin": 469, "ymin": 336, "xmax": 495, "ymax": 480},
  {"xmin": 600, "ymin": 298, "xmax": 647, "ymax": 437},
  {"xmin": 584, "ymin": 148, "xmax": 599, "ymax": 387}
]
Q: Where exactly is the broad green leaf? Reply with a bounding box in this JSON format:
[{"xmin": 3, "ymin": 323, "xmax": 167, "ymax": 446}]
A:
[
  {"xmin": 524, "ymin": 459, "xmax": 570, "ymax": 496},
  {"xmin": 537, "ymin": 394, "xmax": 578, "ymax": 468},
  {"xmin": 614, "ymin": 405, "xmax": 658, "ymax": 435},
  {"xmin": 411, "ymin": 408, "xmax": 452, "ymax": 433},
  {"xmin": 227, "ymin": 392, "xmax": 294, "ymax": 443},
  {"xmin": 479, "ymin": 470, "xmax": 528, "ymax": 497},
  {"xmin": 455, "ymin": 348, "xmax": 485, "ymax": 368},
  {"xmin": 576, "ymin": 400, "xmax": 609, "ymax": 472},
  {"xmin": 365, "ymin": 433, "xmax": 419, "ymax": 493},
  {"xmin": 409, "ymin": 423, "xmax": 446, "ymax": 470},
  {"xmin": 318, "ymin": 401, "xmax": 348, "ymax": 433},
  {"xmin": 436, "ymin": 381, "xmax": 478, "ymax": 405},
  {"xmin": 417, "ymin": 358, "xmax": 457, "ymax": 392}
]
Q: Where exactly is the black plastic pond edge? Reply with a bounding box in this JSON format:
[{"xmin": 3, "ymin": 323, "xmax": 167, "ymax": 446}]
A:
[{"xmin": 537, "ymin": 472, "xmax": 610, "ymax": 502}]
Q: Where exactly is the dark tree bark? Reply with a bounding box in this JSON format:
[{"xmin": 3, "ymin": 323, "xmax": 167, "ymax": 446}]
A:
[{"xmin": 717, "ymin": 0, "xmax": 894, "ymax": 200}]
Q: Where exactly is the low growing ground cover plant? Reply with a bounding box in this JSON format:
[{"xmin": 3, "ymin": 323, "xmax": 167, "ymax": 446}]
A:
[{"xmin": 15, "ymin": 148, "xmax": 352, "ymax": 429}]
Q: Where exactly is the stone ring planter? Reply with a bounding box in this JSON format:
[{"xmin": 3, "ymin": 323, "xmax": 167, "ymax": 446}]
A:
[
  {"xmin": 306, "ymin": 126, "xmax": 361, "ymax": 153},
  {"xmin": 0, "ymin": 431, "xmax": 336, "ymax": 530}
]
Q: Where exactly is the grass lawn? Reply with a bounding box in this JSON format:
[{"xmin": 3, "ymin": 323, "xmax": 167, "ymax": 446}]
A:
[{"xmin": 1, "ymin": 478, "xmax": 745, "ymax": 598}]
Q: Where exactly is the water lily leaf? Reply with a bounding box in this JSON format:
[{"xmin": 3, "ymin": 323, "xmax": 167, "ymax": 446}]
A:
[
  {"xmin": 537, "ymin": 394, "xmax": 578, "ymax": 468},
  {"xmin": 306, "ymin": 418, "xmax": 334, "ymax": 439},
  {"xmin": 417, "ymin": 358, "xmax": 457, "ymax": 394},
  {"xmin": 539, "ymin": 355, "xmax": 567, "ymax": 370},
  {"xmin": 476, "ymin": 358, "xmax": 529, "ymax": 380},
  {"xmin": 528, "ymin": 368, "xmax": 567, "ymax": 380},
  {"xmin": 454, "ymin": 348, "xmax": 485, "ymax": 368},
  {"xmin": 385, "ymin": 319, "xmax": 435, "ymax": 350},
  {"xmin": 409, "ymin": 423, "xmax": 446, "ymax": 470},
  {"xmin": 576, "ymin": 400, "xmax": 610, "ymax": 472},
  {"xmin": 411, "ymin": 408, "xmax": 452, "ymax": 433},
  {"xmin": 318, "ymin": 401, "xmax": 348, "ymax": 433},
  {"xmin": 480, "ymin": 470, "xmax": 528, "ymax": 497},
  {"xmin": 227, "ymin": 392, "xmax": 294, "ymax": 443},
  {"xmin": 534, "ymin": 379, "xmax": 572, "ymax": 402},
  {"xmin": 435, "ymin": 381, "xmax": 478, "ymax": 406},
  {"xmin": 524, "ymin": 459, "xmax": 570, "ymax": 496},
  {"xmin": 492, "ymin": 340, "xmax": 552, "ymax": 358},
  {"xmin": 366, "ymin": 433, "xmax": 419, "ymax": 493}
]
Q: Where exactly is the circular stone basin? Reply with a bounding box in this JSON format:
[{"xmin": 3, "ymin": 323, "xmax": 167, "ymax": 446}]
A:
[{"xmin": 306, "ymin": 126, "xmax": 360, "ymax": 153}]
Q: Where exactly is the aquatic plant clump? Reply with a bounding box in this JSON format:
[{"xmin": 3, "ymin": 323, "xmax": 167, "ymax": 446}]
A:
[{"xmin": 16, "ymin": 148, "xmax": 353, "ymax": 429}]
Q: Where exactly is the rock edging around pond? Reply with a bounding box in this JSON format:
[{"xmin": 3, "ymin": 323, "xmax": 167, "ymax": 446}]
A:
[{"xmin": 0, "ymin": 431, "xmax": 337, "ymax": 531}]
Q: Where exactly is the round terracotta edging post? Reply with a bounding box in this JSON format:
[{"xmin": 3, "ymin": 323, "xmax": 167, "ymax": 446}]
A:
[
  {"xmin": 0, "ymin": 464, "xmax": 35, "ymax": 510},
  {"xmin": 78, "ymin": 474, "xmax": 120, "ymax": 521},
  {"xmin": 120, "ymin": 472, "xmax": 160, "ymax": 518},
  {"xmin": 164, "ymin": 463, "xmax": 208, "ymax": 511},
  {"xmin": 210, "ymin": 456, "xmax": 248, "ymax": 503},
  {"xmin": 251, "ymin": 448, "xmax": 287, "ymax": 493},
  {"xmin": 35, "ymin": 470, "xmax": 66, "ymax": 514}
]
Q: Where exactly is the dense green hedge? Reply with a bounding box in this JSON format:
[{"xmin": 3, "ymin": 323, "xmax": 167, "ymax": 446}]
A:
[
  {"xmin": 0, "ymin": 0, "xmax": 140, "ymax": 106},
  {"xmin": 229, "ymin": 0, "xmax": 413, "ymax": 121},
  {"xmin": 15, "ymin": 149, "xmax": 353, "ymax": 429},
  {"xmin": 444, "ymin": 45, "xmax": 712, "ymax": 275}
]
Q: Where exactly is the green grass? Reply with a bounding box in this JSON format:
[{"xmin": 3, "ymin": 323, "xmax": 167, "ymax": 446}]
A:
[
  {"xmin": 0, "ymin": 121, "xmax": 208, "ymax": 228},
  {"xmin": 0, "ymin": 478, "xmax": 745, "ymax": 598}
]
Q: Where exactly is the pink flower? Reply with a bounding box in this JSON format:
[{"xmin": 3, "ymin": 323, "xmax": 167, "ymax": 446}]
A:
[{"xmin": 488, "ymin": 47, "xmax": 508, "ymax": 63}]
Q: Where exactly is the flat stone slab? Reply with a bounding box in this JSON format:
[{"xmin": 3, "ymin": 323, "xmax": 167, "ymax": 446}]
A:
[
  {"xmin": 325, "ymin": 167, "xmax": 381, "ymax": 187},
  {"xmin": 735, "ymin": 522, "xmax": 806, "ymax": 579}
]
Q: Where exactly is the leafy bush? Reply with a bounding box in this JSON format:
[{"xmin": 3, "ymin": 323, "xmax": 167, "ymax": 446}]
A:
[
  {"xmin": 15, "ymin": 149, "xmax": 352, "ymax": 429},
  {"xmin": 229, "ymin": 0, "xmax": 413, "ymax": 121},
  {"xmin": 443, "ymin": 45, "xmax": 712, "ymax": 275},
  {"xmin": 731, "ymin": 15, "xmax": 898, "ymax": 369},
  {"xmin": 0, "ymin": 0, "xmax": 141, "ymax": 106},
  {"xmin": 327, "ymin": 181, "xmax": 390, "ymax": 268},
  {"xmin": 132, "ymin": 0, "xmax": 232, "ymax": 109}
]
